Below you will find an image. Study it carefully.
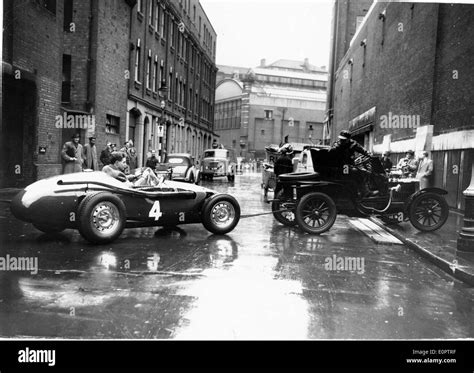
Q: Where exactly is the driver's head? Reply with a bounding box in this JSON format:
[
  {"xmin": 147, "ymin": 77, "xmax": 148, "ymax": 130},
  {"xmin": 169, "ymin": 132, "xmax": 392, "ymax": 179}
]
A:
[
  {"xmin": 110, "ymin": 151, "xmax": 127, "ymax": 171},
  {"xmin": 338, "ymin": 130, "xmax": 351, "ymax": 144}
]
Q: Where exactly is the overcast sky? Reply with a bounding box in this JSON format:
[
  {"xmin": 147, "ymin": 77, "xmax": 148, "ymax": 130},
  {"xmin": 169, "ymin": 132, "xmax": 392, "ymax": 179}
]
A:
[{"xmin": 200, "ymin": 0, "xmax": 333, "ymax": 69}]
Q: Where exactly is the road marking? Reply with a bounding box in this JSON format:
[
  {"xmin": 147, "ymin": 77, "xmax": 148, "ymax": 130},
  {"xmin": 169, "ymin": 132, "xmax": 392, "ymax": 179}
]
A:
[{"xmin": 349, "ymin": 218, "xmax": 403, "ymax": 245}]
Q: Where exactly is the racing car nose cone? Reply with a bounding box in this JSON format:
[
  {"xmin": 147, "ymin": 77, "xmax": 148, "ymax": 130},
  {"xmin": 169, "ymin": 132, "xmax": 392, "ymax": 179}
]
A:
[{"xmin": 10, "ymin": 190, "xmax": 28, "ymax": 221}]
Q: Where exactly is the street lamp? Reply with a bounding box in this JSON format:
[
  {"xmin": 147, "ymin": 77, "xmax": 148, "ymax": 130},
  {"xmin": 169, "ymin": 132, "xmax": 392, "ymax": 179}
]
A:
[{"xmin": 158, "ymin": 82, "xmax": 168, "ymax": 162}]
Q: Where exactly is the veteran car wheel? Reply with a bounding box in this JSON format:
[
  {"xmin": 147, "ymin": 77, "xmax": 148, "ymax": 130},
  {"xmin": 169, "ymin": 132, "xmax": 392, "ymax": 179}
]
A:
[
  {"xmin": 408, "ymin": 192, "xmax": 448, "ymax": 232},
  {"xmin": 33, "ymin": 223, "xmax": 65, "ymax": 234},
  {"xmin": 202, "ymin": 195, "xmax": 240, "ymax": 234},
  {"xmin": 78, "ymin": 192, "xmax": 126, "ymax": 244},
  {"xmin": 295, "ymin": 192, "xmax": 337, "ymax": 234},
  {"xmin": 272, "ymin": 190, "xmax": 297, "ymax": 227}
]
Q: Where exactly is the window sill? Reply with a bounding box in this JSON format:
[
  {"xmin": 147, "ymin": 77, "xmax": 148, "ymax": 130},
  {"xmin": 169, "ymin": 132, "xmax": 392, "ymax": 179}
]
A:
[
  {"xmin": 155, "ymin": 32, "xmax": 161, "ymax": 40},
  {"xmin": 134, "ymin": 81, "xmax": 142, "ymax": 89},
  {"xmin": 137, "ymin": 12, "xmax": 144, "ymax": 22},
  {"xmin": 152, "ymin": 92, "xmax": 158, "ymax": 99},
  {"xmin": 161, "ymin": 38, "xmax": 166, "ymax": 46},
  {"xmin": 148, "ymin": 24, "xmax": 155, "ymax": 33},
  {"xmin": 145, "ymin": 88, "xmax": 152, "ymax": 96}
]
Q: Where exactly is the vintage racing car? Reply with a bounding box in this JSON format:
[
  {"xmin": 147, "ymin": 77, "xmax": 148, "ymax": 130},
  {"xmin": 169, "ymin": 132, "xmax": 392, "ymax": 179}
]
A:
[{"xmin": 11, "ymin": 171, "xmax": 240, "ymax": 244}]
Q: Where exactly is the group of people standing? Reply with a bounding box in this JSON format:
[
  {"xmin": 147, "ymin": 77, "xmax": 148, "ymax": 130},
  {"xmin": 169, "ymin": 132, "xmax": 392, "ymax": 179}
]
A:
[{"xmin": 61, "ymin": 133, "xmax": 138, "ymax": 175}]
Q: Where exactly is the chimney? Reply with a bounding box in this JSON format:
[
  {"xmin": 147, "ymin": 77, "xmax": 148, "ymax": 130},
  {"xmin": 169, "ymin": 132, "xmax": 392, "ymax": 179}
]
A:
[
  {"xmin": 304, "ymin": 58, "xmax": 309, "ymax": 67},
  {"xmin": 260, "ymin": 58, "xmax": 266, "ymax": 67}
]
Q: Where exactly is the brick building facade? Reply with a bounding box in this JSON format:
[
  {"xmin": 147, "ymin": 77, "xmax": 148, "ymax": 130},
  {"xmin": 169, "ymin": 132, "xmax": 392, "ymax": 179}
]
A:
[
  {"xmin": 1, "ymin": 0, "xmax": 217, "ymax": 187},
  {"xmin": 127, "ymin": 0, "xmax": 218, "ymax": 165},
  {"xmin": 327, "ymin": 1, "xmax": 474, "ymax": 210}
]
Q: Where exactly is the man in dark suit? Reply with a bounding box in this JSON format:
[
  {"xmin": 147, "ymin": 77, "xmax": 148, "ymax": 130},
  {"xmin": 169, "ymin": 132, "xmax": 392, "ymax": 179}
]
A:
[{"xmin": 61, "ymin": 133, "xmax": 84, "ymax": 174}]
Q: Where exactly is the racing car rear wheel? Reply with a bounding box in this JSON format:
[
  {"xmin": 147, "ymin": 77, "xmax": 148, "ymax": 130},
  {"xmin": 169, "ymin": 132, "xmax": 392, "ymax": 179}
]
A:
[
  {"xmin": 77, "ymin": 192, "xmax": 126, "ymax": 244},
  {"xmin": 295, "ymin": 192, "xmax": 337, "ymax": 234},
  {"xmin": 408, "ymin": 192, "xmax": 448, "ymax": 232},
  {"xmin": 272, "ymin": 190, "xmax": 297, "ymax": 227},
  {"xmin": 202, "ymin": 195, "xmax": 240, "ymax": 234}
]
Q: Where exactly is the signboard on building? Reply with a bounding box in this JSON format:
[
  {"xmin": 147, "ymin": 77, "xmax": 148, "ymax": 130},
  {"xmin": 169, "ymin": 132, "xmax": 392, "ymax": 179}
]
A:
[{"xmin": 349, "ymin": 106, "xmax": 376, "ymax": 135}]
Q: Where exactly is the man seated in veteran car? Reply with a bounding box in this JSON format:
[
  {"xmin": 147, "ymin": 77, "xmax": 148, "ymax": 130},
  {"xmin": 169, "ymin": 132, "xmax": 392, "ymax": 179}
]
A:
[{"xmin": 331, "ymin": 130, "xmax": 378, "ymax": 197}]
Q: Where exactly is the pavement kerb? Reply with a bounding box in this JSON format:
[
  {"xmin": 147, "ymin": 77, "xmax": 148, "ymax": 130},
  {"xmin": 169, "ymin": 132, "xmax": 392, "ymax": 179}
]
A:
[{"xmin": 369, "ymin": 217, "xmax": 474, "ymax": 287}]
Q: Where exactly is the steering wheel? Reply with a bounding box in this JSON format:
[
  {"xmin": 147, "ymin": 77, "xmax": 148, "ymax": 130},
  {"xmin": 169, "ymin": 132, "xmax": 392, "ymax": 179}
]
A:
[{"xmin": 354, "ymin": 154, "xmax": 371, "ymax": 166}]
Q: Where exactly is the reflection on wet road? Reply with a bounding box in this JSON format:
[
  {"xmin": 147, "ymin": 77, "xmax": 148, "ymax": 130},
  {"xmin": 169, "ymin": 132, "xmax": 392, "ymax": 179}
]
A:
[{"xmin": 0, "ymin": 174, "xmax": 472, "ymax": 339}]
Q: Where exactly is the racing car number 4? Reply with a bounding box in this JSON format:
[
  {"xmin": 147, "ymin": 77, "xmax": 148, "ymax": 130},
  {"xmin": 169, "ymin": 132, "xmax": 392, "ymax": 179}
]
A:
[{"xmin": 149, "ymin": 201, "xmax": 163, "ymax": 221}]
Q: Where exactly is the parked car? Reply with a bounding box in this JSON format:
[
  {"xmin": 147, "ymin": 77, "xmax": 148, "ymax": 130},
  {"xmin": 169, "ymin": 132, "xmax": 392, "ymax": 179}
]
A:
[
  {"xmin": 10, "ymin": 171, "xmax": 240, "ymax": 244},
  {"xmin": 200, "ymin": 148, "xmax": 237, "ymax": 181},
  {"xmin": 161, "ymin": 153, "xmax": 200, "ymax": 184}
]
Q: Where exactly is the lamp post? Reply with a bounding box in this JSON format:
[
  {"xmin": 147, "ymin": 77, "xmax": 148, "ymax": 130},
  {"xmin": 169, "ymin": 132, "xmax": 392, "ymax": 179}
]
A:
[
  {"xmin": 158, "ymin": 82, "xmax": 168, "ymax": 162},
  {"xmin": 308, "ymin": 124, "xmax": 314, "ymax": 144},
  {"xmin": 278, "ymin": 107, "xmax": 287, "ymax": 145},
  {"xmin": 457, "ymin": 153, "xmax": 474, "ymax": 252}
]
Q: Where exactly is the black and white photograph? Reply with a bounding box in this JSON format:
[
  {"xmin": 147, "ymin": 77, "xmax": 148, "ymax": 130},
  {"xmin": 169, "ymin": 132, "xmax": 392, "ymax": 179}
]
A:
[{"xmin": 1, "ymin": 0, "xmax": 473, "ymax": 369}]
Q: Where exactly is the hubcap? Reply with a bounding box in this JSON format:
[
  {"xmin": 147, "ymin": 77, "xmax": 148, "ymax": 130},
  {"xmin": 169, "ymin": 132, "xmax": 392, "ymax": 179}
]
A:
[
  {"xmin": 211, "ymin": 202, "xmax": 235, "ymax": 229},
  {"xmin": 91, "ymin": 202, "xmax": 120, "ymax": 233},
  {"xmin": 302, "ymin": 198, "xmax": 330, "ymax": 227}
]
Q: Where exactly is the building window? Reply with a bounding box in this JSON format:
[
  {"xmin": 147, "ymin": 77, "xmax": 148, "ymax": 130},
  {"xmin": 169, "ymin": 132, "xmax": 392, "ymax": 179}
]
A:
[
  {"xmin": 106, "ymin": 114, "xmax": 120, "ymax": 134},
  {"xmin": 159, "ymin": 6, "xmax": 165, "ymax": 35},
  {"xmin": 37, "ymin": 0, "xmax": 56, "ymax": 14},
  {"xmin": 170, "ymin": 20, "xmax": 174, "ymax": 47},
  {"xmin": 159, "ymin": 61, "xmax": 164, "ymax": 90},
  {"xmin": 153, "ymin": 56, "xmax": 158, "ymax": 92},
  {"xmin": 175, "ymin": 76, "xmax": 179, "ymax": 102},
  {"xmin": 148, "ymin": 0, "xmax": 154, "ymax": 25},
  {"xmin": 137, "ymin": 0, "xmax": 142, "ymax": 13},
  {"xmin": 154, "ymin": 0, "xmax": 159, "ymax": 30},
  {"xmin": 264, "ymin": 110, "xmax": 273, "ymax": 120},
  {"xmin": 63, "ymin": 0, "xmax": 73, "ymax": 31},
  {"xmin": 199, "ymin": 16, "xmax": 201, "ymax": 36},
  {"xmin": 146, "ymin": 50, "xmax": 152, "ymax": 89},
  {"xmin": 61, "ymin": 54, "xmax": 72, "ymax": 103},
  {"xmin": 193, "ymin": 5, "xmax": 196, "ymax": 22},
  {"xmin": 135, "ymin": 39, "xmax": 141, "ymax": 82},
  {"xmin": 168, "ymin": 70, "xmax": 173, "ymax": 100}
]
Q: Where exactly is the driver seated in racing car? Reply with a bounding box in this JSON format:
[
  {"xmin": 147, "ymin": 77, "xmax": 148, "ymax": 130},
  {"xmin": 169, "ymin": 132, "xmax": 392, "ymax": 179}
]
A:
[
  {"xmin": 331, "ymin": 130, "xmax": 378, "ymax": 198},
  {"xmin": 102, "ymin": 151, "xmax": 161, "ymax": 187}
]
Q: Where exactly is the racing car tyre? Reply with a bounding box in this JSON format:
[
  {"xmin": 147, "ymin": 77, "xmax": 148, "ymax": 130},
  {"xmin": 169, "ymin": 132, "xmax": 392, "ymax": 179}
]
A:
[
  {"xmin": 272, "ymin": 190, "xmax": 297, "ymax": 227},
  {"xmin": 295, "ymin": 192, "xmax": 337, "ymax": 234},
  {"xmin": 77, "ymin": 192, "xmax": 126, "ymax": 244},
  {"xmin": 201, "ymin": 195, "xmax": 240, "ymax": 234},
  {"xmin": 33, "ymin": 223, "xmax": 65, "ymax": 234},
  {"xmin": 408, "ymin": 192, "xmax": 448, "ymax": 232}
]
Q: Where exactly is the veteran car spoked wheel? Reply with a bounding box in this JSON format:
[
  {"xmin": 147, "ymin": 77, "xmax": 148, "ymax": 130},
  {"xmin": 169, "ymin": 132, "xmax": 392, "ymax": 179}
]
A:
[
  {"xmin": 78, "ymin": 193, "xmax": 126, "ymax": 244},
  {"xmin": 408, "ymin": 192, "xmax": 448, "ymax": 232},
  {"xmin": 202, "ymin": 195, "xmax": 240, "ymax": 234},
  {"xmin": 295, "ymin": 192, "xmax": 337, "ymax": 234},
  {"xmin": 272, "ymin": 190, "xmax": 297, "ymax": 227}
]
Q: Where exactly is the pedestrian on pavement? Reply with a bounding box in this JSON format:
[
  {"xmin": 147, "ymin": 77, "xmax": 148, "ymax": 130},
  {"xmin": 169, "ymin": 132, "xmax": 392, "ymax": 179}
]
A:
[
  {"xmin": 100, "ymin": 142, "xmax": 113, "ymax": 167},
  {"xmin": 146, "ymin": 150, "xmax": 159, "ymax": 170},
  {"xmin": 127, "ymin": 140, "xmax": 138, "ymax": 170},
  {"xmin": 381, "ymin": 151, "xmax": 393, "ymax": 173},
  {"xmin": 83, "ymin": 136, "xmax": 99, "ymax": 170},
  {"xmin": 61, "ymin": 133, "xmax": 84, "ymax": 174},
  {"xmin": 416, "ymin": 151, "xmax": 434, "ymax": 190}
]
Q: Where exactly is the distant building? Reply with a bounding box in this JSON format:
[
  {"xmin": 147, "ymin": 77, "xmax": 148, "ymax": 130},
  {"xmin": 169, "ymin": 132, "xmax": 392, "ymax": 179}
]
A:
[
  {"xmin": 214, "ymin": 59, "xmax": 328, "ymax": 160},
  {"xmin": 326, "ymin": 1, "xmax": 474, "ymax": 210}
]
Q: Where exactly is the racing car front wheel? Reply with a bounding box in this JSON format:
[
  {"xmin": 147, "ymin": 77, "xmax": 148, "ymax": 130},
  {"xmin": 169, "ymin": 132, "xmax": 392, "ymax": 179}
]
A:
[
  {"xmin": 272, "ymin": 190, "xmax": 297, "ymax": 227},
  {"xmin": 77, "ymin": 192, "xmax": 126, "ymax": 244},
  {"xmin": 295, "ymin": 192, "xmax": 337, "ymax": 234},
  {"xmin": 408, "ymin": 192, "xmax": 449, "ymax": 232},
  {"xmin": 202, "ymin": 195, "xmax": 240, "ymax": 234}
]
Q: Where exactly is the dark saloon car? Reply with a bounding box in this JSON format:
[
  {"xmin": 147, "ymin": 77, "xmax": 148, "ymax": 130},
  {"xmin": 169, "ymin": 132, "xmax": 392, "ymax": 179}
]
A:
[{"xmin": 164, "ymin": 153, "xmax": 201, "ymax": 184}]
